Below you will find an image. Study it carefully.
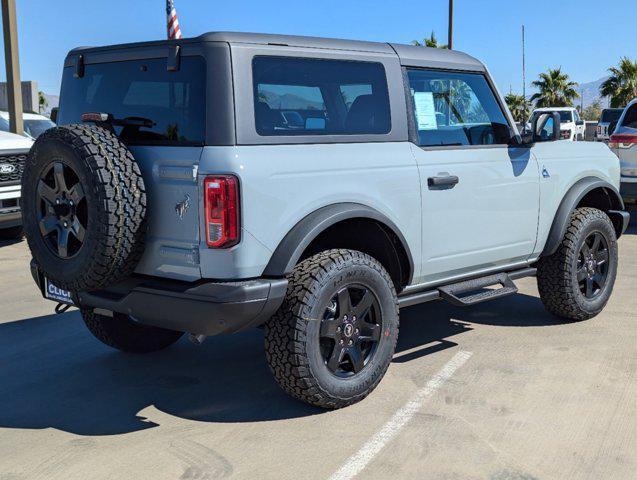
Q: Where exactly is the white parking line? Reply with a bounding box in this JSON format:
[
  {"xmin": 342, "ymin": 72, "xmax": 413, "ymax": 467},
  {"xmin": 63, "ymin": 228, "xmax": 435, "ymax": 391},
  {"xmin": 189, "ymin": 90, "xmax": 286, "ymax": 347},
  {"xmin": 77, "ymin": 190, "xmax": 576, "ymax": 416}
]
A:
[{"xmin": 328, "ymin": 350, "xmax": 473, "ymax": 480}]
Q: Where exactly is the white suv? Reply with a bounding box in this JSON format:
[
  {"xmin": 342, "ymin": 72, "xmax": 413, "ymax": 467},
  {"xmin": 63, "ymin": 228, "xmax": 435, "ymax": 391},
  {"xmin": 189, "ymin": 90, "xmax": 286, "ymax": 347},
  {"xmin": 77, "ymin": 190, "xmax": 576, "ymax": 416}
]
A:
[
  {"xmin": 529, "ymin": 107, "xmax": 586, "ymax": 141},
  {"xmin": 0, "ymin": 130, "xmax": 33, "ymax": 239}
]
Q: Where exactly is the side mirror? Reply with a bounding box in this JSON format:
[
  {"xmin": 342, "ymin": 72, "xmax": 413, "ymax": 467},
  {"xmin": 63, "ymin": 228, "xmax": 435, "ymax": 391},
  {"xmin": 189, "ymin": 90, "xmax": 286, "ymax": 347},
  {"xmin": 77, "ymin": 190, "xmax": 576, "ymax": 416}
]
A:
[
  {"xmin": 532, "ymin": 112, "xmax": 561, "ymax": 142},
  {"xmin": 576, "ymin": 120, "xmax": 584, "ymax": 126},
  {"xmin": 608, "ymin": 121, "xmax": 618, "ymax": 136},
  {"xmin": 50, "ymin": 107, "xmax": 59, "ymax": 124}
]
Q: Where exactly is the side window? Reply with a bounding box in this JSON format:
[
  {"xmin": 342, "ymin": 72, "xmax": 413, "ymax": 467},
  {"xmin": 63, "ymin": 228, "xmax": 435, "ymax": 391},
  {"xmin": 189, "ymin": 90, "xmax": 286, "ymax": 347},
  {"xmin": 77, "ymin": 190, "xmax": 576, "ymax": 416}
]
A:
[
  {"xmin": 407, "ymin": 69, "xmax": 511, "ymax": 147},
  {"xmin": 253, "ymin": 57, "xmax": 391, "ymax": 136},
  {"xmin": 622, "ymin": 104, "xmax": 637, "ymax": 129}
]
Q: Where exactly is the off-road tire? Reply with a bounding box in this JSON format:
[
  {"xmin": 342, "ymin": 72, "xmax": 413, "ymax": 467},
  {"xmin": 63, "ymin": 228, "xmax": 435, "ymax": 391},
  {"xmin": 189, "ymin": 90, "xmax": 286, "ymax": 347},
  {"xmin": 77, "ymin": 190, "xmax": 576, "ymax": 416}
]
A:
[
  {"xmin": 21, "ymin": 125, "xmax": 146, "ymax": 291},
  {"xmin": 265, "ymin": 249, "xmax": 399, "ymax": 409},
  {"xmin": 537, "ymin": 207, "xmax": 618, "ymax": 321},
  {"xmin": 0, "ymin": 226, "xmax": 23, "ymax": 240},
  {"xmin": 81, "ymin": 309, "xmax": 183, "ymax": 353}
]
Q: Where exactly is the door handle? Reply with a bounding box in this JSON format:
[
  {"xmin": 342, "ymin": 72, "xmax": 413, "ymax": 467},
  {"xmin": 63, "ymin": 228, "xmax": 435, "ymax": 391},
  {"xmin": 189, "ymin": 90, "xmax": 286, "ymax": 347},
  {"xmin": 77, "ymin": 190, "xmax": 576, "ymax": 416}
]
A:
[{"xmin": 427, "ymin": 175, "xmax": 459, "ymax": 189}]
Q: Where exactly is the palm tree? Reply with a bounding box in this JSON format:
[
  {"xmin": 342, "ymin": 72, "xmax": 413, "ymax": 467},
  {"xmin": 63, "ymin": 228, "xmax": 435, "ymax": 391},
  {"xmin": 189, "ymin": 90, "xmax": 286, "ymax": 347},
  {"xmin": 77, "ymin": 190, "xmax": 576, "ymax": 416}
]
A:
[
  {"xmin": 38, "ymin": 91, "xmax": 48, "ymax": 114},
  {"xmin": 530, "ymin": 68, "xmax": 579, "ymax": 107},
  {"xmin": 504, "ymin": 93, "xmax": 531, "ymax": 123},
  {"xmin": 600, "ymin": 57, "xmax": 637, "ymax": 108},
  {"xmin": 412, "ymin": 31, "xmax": 447, "ymax": 49}
]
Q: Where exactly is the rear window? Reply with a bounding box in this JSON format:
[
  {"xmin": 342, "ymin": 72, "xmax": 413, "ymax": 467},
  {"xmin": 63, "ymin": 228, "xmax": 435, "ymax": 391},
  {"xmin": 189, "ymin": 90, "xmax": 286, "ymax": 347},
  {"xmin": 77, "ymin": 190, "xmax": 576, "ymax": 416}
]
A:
[
  {"xmin": 58, "ymin": 57, "xmax": 206, "ymax": 146},
  {"xmin": 601, "ymin": 109, "xmax": 623, "ymax": 123},
  {"xmin": 252, "ymin": 56, "xmax": 391, "ymax": 136}
]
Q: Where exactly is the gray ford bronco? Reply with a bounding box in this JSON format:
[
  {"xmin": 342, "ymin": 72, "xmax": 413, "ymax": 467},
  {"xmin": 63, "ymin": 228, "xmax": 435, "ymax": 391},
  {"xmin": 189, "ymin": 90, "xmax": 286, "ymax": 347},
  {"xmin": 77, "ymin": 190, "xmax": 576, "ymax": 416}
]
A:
[{"xmin": 22, "ymin": 32, "xmax": 629, "ymax": 409}]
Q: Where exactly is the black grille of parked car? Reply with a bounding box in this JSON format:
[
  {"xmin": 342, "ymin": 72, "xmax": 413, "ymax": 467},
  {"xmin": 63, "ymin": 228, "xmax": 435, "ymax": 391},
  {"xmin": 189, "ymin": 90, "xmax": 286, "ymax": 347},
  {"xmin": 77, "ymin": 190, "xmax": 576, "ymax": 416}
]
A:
[{"xmin": 0, "ymin": 153, "xmax": 28, "ymax": 185}]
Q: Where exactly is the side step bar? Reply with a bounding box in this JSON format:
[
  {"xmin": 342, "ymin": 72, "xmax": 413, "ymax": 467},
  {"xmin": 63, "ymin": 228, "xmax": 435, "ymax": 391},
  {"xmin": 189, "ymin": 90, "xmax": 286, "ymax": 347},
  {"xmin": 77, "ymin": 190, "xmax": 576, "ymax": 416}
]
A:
[
  {"xmin": 398, "ymin": 267, "xmax": 537, "ymax": 309},
  {"xmin": 438, "ymin": 273, "xmax": 517, "ymax": 306}
]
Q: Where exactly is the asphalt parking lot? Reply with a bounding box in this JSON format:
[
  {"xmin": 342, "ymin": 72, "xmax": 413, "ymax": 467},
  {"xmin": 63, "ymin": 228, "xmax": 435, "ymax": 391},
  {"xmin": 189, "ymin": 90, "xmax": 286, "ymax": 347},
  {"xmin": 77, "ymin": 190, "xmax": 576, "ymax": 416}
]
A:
[{"xmin": 1, "ymin": 216, "xmax": 636, "ymax": 480}]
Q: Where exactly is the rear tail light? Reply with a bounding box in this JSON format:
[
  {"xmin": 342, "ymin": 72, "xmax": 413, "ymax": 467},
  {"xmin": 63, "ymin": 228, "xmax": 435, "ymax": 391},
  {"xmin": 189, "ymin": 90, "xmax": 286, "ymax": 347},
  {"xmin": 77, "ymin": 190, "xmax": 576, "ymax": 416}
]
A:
[
  {"xmin": 560, "ymin": 130, "xmax": 571, "ymax": 139},
  {"xmin": 609, "ymin": 134, "xmax": 637, "ymax": 149},
  {"xmin": 204, "ymin": 175, "xmax": 240, "ymax": 248}
]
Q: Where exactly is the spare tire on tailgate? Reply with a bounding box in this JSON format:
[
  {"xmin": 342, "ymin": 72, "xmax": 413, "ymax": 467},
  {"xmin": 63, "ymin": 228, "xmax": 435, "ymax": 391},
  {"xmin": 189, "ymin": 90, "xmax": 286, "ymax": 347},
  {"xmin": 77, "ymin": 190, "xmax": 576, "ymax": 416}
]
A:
[{"xmin": 21, "ymin": 124, "xmax": 147, "ymax": 292}]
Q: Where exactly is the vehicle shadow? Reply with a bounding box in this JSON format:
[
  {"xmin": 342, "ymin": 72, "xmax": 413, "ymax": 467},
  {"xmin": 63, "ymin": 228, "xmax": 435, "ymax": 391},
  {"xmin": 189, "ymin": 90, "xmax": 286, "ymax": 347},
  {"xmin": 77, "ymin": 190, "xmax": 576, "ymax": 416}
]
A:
[{"xmin": 0, "ymin": 292, "xmax": 559, "ymax": 436}]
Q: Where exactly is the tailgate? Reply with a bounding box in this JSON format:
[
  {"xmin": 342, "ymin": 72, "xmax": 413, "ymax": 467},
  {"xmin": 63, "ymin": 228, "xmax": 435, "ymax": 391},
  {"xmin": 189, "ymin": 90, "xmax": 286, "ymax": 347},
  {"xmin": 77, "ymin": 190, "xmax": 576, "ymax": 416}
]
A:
[{"xmin": 130, "ymin": 146, "xmax": 203, "ymax": 281}]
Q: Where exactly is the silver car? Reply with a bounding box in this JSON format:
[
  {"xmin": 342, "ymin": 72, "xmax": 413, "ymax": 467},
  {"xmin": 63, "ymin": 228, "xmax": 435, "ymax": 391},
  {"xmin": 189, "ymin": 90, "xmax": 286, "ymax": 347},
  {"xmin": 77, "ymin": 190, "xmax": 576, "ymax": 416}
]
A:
[
  {"xmin": 596, "ymin": 108, "xmax": 623, "ymax": 142},
  {"xmin": 610, "ymin": 99, "xmax": 637, "ymax": 202}
]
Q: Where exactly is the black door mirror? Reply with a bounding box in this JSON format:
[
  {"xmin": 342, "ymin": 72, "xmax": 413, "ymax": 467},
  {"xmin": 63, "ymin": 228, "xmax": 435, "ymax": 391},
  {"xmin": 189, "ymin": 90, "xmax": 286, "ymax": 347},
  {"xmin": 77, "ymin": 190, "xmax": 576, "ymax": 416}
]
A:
[
  {"xmin": 608, "ymin": 121, "xmax": 618, "ymax": 136},
  {"xmin": 532, "ymin": 112, "xmax": 561, "ymax": 142},
  {"xmin": 50, "ymin": 107, "xmax": 59, "ymax": 124},
  {"xmin": 576, "ymin": 119, "xmax": 584, "ymax": 126}
]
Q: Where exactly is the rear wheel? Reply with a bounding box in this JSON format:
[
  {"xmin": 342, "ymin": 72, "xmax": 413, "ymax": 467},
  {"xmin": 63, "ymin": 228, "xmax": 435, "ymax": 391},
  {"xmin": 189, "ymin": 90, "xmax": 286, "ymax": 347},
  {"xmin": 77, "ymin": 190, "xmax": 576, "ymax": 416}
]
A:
[
  {"xmin": 81, "ymin": 309, "xmax": 183, "ymax": 353},
  {"xmin": 265, "ymin": 249, "xmax": 399, "ymax": 409},
  {"xmin": 537, "ymin": 207, "xmax": 618, "ymax": 321}
]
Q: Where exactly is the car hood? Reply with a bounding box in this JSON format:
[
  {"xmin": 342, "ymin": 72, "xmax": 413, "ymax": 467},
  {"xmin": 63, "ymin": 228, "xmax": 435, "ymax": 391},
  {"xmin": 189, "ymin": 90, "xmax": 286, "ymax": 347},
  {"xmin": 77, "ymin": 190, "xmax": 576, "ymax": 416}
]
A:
[{"xmin": 0, "ymin": 130, "xmax": 33, "ymax": 150}]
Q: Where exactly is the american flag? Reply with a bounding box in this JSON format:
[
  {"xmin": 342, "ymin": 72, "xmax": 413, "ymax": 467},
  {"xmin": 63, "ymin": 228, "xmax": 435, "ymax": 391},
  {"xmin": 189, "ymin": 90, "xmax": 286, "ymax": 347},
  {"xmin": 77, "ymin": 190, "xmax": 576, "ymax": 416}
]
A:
[{"xmin": 166, "ymin": 0, "xmax": 182, "ymax": 40}]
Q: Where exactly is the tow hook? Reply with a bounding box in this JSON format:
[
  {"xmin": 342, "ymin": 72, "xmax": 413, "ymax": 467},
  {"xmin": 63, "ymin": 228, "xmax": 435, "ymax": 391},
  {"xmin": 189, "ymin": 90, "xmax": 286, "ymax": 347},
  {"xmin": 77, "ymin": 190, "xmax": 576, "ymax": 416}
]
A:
[
  {"xmin": 189, "ymin": 334, "xmax": 207, "ymax": 346},
  {"xmin": 55, "ymin": 303, "xmax": 72, "ymax": 314}
]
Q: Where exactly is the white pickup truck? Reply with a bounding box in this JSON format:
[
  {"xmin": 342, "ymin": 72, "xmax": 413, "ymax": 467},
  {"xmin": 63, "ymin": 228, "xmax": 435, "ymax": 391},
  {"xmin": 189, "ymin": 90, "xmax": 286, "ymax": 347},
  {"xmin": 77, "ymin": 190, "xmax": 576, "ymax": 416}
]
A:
[
  {"xmin": 0, "ymin": 130, "xmax": 33, "ymax": 239},
  {"xmin": 529, "ymin": 107, "xmax": 586, "ymax": 141}
]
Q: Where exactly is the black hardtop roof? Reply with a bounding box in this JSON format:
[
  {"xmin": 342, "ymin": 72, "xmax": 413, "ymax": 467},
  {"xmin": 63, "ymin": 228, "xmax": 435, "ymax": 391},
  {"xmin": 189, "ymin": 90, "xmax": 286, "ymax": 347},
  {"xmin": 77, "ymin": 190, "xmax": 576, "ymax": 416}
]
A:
[{"xmin": 68, "ymin": 31, "xmax": 486, "ymax": 71}]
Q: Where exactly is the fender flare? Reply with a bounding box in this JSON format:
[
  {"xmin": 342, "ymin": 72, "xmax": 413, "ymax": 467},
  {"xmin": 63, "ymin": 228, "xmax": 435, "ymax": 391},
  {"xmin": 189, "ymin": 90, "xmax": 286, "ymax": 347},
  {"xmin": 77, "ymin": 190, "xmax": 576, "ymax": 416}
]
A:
[
  {"xmin": 262, "ymin": 202, "xmax": 414, "ymax": 283},
  {"xmin": 542, "ymin": 177, "xmax": 625, "ymax": 257}
]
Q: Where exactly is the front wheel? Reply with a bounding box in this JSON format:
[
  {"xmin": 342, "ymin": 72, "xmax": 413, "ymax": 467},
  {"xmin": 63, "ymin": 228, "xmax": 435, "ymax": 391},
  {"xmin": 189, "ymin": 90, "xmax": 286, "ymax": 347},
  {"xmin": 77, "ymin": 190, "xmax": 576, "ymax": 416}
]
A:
[
  {"xmin": 265, "ymin": 249, "xmax": 399, "ymax": 409},
  {"xmin": 537, "ymin": 207, "xmax": 618, "ymax": 321}
]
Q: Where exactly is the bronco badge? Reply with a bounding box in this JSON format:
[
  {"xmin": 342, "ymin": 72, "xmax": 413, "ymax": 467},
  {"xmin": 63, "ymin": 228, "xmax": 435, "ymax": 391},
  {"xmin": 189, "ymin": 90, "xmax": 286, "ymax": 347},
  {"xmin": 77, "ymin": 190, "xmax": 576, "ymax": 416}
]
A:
[{"xmin": 175, "ymin": 194, "xmax": 191, "ymax": 220}]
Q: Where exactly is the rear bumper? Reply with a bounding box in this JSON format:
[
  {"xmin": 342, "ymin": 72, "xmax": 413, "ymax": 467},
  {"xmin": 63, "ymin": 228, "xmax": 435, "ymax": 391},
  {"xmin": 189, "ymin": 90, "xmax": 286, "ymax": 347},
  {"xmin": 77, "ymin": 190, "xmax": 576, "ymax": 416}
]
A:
[{"xmin": 30, "ymin": 261, "xmax": 288, "ymax": 336}]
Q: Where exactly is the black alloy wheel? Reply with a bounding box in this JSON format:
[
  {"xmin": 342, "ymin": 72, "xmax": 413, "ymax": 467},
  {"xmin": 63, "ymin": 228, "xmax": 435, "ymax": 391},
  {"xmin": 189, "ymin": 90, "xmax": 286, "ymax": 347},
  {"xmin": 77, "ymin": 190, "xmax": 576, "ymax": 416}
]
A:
[
  {"xmin": 576, "ymin": 231, "xmax": 609, "ymax": 299},
  {"xmin": 36, "ymin": 160, "xmax": 87, "ymax": 259},
  {"xmin": 319, "ymin": 284, "xmax": 382, "ymax": 377}
]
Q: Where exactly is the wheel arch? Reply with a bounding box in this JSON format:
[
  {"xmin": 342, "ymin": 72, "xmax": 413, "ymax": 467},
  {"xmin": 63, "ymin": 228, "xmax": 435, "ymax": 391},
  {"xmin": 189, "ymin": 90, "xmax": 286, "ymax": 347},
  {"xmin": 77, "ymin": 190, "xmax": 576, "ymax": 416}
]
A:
[
  {"xmin": 262, "ymin": 203, "xmax": 414, "ymax": 290},
  {"xmin": 541, "ymin": 177, "xmax": 626, "ymax": 257}
]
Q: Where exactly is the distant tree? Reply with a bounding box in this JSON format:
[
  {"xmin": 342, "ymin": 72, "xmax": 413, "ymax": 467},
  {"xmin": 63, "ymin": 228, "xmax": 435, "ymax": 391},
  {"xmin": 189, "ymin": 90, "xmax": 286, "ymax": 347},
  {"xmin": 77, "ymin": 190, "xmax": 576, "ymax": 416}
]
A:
[
  {"xmin": 38, "ymin": 91, "xmax": 48, "ymax": 114},
  {"xmin": 530, "ymin": 68, "xmax": 579, "ymax": 107},
  {"xmin": 600, "ymin": 57, "xmax": 637, "ymax": 108},
  {"xmin": 412, "ymin": 31, "xmax": 447, "ymax": 49},
  {"xmin": 505, "ymin": 93, "xmax": 531, "ymax": 123},
  {"xmin": 582, "ymin": 100, "xmax": 603, "ymax": 121}
]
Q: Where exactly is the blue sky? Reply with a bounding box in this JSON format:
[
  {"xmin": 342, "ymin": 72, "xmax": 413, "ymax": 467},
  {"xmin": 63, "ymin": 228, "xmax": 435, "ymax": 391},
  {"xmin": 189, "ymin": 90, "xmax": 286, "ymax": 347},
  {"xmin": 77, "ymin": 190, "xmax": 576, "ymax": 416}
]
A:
[{"xmin": 3, "ymin": 0, "xmax": 635, "ymax": 96}]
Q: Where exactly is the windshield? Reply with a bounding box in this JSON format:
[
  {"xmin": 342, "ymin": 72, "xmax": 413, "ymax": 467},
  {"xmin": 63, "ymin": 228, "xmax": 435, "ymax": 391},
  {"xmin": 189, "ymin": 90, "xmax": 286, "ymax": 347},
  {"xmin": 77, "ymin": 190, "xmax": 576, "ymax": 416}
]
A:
[
  {"xmin": 530, "ymin": 110, "xmax": 573, "ymax": 124},
  {"xmin": 24, "ymin": 119, "xmax": 55, "ymax": 138},
  {"xmin": 58, "ymin": 56, "xmax": 206, "ymax": 146},
  {"xmin": 601, "ymin": 109, "xmax": 623, "ymax": 123}
]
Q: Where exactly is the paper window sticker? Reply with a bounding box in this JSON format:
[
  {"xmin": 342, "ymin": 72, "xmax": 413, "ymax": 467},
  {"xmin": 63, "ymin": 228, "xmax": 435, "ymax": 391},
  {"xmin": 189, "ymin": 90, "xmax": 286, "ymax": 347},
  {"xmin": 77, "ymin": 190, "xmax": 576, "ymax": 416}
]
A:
[{"xmin": 414, "ymin": 92, "xmax": 437, "ymax": 130}]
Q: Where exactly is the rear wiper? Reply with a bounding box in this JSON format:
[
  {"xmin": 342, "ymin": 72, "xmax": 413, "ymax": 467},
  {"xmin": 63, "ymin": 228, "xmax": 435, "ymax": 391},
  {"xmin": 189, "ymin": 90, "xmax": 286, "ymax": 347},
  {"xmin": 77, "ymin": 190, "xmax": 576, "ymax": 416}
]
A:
[{"xmin": 81, "ymin": 112, "xmax": 156, "ymax": 129}]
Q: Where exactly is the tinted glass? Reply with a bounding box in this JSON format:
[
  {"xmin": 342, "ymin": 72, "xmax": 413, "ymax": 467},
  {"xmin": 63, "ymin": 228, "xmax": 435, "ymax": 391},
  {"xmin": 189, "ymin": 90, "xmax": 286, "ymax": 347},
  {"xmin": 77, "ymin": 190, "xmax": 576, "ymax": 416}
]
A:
[
  {"xmin": 407, "ymin": 69, "xmax": 511, "ymax": 147},
  {"xmin": 58, "ymin": 57, "xmax": 206, "ymax": 146},
  {"xmin": 621, "ymin": 104, "xmax": 637, "ymax": 129},
  {"xmin": 559, "ymin": 111, "xmax": 573, "ymax": 122},
  {"xmin": 601, "ymin": 109, "xmax": 623, "ymax": 123},
  {"xmin": 253, "ymin": 57, "xmax": 391, "ymax": 136}
]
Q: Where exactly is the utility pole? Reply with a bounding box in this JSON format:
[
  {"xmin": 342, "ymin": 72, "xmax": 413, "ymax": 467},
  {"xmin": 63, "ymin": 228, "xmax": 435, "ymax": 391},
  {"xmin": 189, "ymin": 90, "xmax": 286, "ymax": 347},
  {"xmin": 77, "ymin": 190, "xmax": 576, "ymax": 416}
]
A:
[
  {"xmin": 448, "ymin": 0, "xmax": 454, "ymax": 50},
  {"xmin": 522, "ymin": 25, "xmax": 527, "ymax": 125},
  {"xmin": 1, "ymin": 0, "xmax": 23, "ymax": 135}
]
